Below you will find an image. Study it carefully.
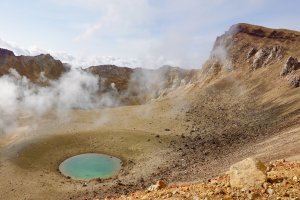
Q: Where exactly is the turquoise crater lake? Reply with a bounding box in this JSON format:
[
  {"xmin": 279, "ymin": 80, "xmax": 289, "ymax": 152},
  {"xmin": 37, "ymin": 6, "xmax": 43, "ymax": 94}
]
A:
[{"xmin": 59, "ymin": 153, "xmax": 122, "ymax": 180}]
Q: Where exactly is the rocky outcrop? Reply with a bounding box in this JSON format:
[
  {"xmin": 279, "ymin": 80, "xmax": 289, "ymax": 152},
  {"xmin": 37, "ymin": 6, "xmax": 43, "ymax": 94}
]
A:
[
  {"xmin": 0, "ymin": 48, "xmax": 15, "ymax": 67},
  {"xmin": 0, "ymin": 49, "xmax": 67, "ymax": 82},
  {"xmin": 249, "ymin": 46, "xmax": 283, "ymax": 69},
  {"xmin": 246, "ymin": 47, "xmax": 257, "ymax": 59},
  {"xmin": 280, "ymin": 57, "xmax": 300, "ymax": 87},
  {"xmin": 204, "ymin": 23, "xmax": 296, "ymax": 74},
  {"xmin": 229, "ymin": 157, "xmax": 267, "ymax": 188},
  {"xmin": 201, "ymin": 23, "xmax": 300, "ymax": 90},
  {"xmin": 289, "ymin": 76, "xmax": 300, "ymax": 87},
  {"xmin": 147, "ymin": 180, "xmax": 167, "ymax": 191},
  {"xmin": 0, "ymin": 48, "xmax": 14, "ymax": 57},
  {"xmin": 280, "ymin": 56, "xmax": 300, "ymax": 76}
]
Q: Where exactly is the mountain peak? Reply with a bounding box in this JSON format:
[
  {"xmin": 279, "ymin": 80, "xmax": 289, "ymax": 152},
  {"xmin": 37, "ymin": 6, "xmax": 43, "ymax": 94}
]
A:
[
  {"xmin": 0, "ymin": 48, "xmax": 15, "ymax": 57},
  {"xmin": 203, "ymin": 23, "xmax": 300, "ymax": 88}
]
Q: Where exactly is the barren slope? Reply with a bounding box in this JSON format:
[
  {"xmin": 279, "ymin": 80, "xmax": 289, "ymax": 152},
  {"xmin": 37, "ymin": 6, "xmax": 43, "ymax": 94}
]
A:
[{"xmin": 110, "ymin": 23, "xmax": 300, "ymax": 200}]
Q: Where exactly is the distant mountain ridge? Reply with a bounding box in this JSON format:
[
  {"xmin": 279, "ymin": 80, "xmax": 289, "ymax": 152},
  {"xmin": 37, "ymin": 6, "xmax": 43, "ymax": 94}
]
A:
[
  {"xmin": 0, "ymin": 48, "xmax": 196, "ymax": 105},
  {"xmin": 0, "ymin": 48, "xmax": 68, "ymax": 82},
  {"xmin": 85, "ymin": 64, "xmax": 196, "ymax": 104},
  {"xmin": 2, "ymin": 22, "xmax": 299, "ymax": 108}
]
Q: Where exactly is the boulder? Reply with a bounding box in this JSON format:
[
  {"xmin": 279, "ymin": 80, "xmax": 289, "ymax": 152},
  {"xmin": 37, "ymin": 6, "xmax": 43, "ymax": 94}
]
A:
[
  {"xmin": 229, "ymin": 157, "xmax": 267, "ymax": 188},
  {"xmin": 280, "ymin": 57, "xmax": 300, "ymax": 87},
  {"xmin": 147, "ymin": 180, "xmax": 167, "ymax": 191},
  {"xmin": 280, "ymin": 56, "xmax": 300, "ymax": 76}
]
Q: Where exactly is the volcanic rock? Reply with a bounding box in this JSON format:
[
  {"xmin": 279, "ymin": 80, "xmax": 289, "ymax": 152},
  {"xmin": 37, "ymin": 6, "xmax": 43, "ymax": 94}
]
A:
[
  {"xmin": 147, "ymin": 180, "xmax": 167, "ymax": 191},
  {"xmin": 229, "ymin": 157, "xmax": 267, "ymax": 188},
  {"xmin": 251, "ymin": 46, "xmax": 283, "ymax": 69},
  {"xmin": 288, "ymin": 75, "xmax": 300, "ymax": 87},
  {"xmin": 281, "ymin": 57, "xmax": 300, "ymax": 76},
  {"xmin": 246, "ymin": 47, "xmax": 257, "ymax": 59},
  {"xmin": 280, "ymin": 56, "xmax": 300, "ymax": 87}
]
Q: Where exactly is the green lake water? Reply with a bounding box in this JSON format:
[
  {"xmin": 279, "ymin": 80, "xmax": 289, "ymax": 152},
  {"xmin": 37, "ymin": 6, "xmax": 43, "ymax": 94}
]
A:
[{"xmin": 59, "ymin": 153, "xmax": 122, "ymax": 180}]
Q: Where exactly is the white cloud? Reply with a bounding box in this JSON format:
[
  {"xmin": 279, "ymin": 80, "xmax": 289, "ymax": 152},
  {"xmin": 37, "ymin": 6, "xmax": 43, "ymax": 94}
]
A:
[
  {"xmin": 71, "ymin": 0, "xmax": 272, "ymax": 68},
  {"xmin": 0, "ymin": 37, "xmax": 139, "ymax": 68},
  {"xmin": 76, "ymin": 23, "xmax": 103, "ymax": 41},
  {"xmin": 0, "ymin": 0, "xmax": 283, "ymax": 69},
  {"xmin": 75, "ymin": 0, "xmax": 150, "ymax": 41},
  {"xmin": 0, "ymin": 68, "xmax": 122, "ymax": 134},
  {"xmin": 0, "ymin": 38, "xmax": 33, "ymax": 55}
]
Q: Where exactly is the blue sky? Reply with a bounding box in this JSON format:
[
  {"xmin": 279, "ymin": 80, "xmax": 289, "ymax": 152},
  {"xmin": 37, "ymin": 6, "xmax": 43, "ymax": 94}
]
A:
[{"xmin": 0, "ymin": 0, "xmax": 300, "ymax": 68}]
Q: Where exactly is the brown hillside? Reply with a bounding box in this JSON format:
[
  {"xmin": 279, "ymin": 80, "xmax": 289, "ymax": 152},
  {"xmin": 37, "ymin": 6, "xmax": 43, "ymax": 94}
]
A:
[
  {"xmin": 99, "ymin": 23, "xmax": 300, "ymax": 199},
  {"xmin": 202, "ymin": 23, "xmax": 300, "ymax": 87},
  {"xmin": 86, "ymin": 65, "xmax": 196, "ymax": 105},
  {"xmin": 86, "ymin": 65, "xmax": 133, "ymax": 92},
  {"xmin": 0, "ymin": 48, "xmax": 67, "ymax": 82}
]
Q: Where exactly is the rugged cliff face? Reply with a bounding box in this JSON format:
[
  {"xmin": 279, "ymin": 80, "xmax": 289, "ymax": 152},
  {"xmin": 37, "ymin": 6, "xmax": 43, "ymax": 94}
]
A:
[
  {"xmin": 202, "ymin": 23, "xmax": 300, "ymax": 87},
  {"xmin": 0, "ymin": 48, "xmax": 67, "ymax": 82}
]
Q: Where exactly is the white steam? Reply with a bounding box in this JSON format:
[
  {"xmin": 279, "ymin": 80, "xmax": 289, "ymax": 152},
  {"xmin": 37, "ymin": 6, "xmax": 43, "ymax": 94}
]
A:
[
  {"xmin": 0, "ymin": 69, "xmax": 119, "ymax": 135},
  {"xmin": 211, "ymin": 46, "xmax": 233, "ymax": 72}
]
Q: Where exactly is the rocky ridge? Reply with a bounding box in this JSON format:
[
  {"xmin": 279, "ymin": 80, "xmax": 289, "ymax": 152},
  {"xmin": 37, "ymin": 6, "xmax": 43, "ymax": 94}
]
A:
[
  {"xmin": 0, "ymin": 48, "xmax": 67, "ymax": 82},
  {"xmin": 0, "ymin": 49, "xmax": 196, "ymax": 105},
  {"xmin": 85, "ymin": 65, "xmax": 196, "ymax": 104},
  {"xmin": 203, "ymin": 23, "xmax": 300, "ymax": 87}
]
